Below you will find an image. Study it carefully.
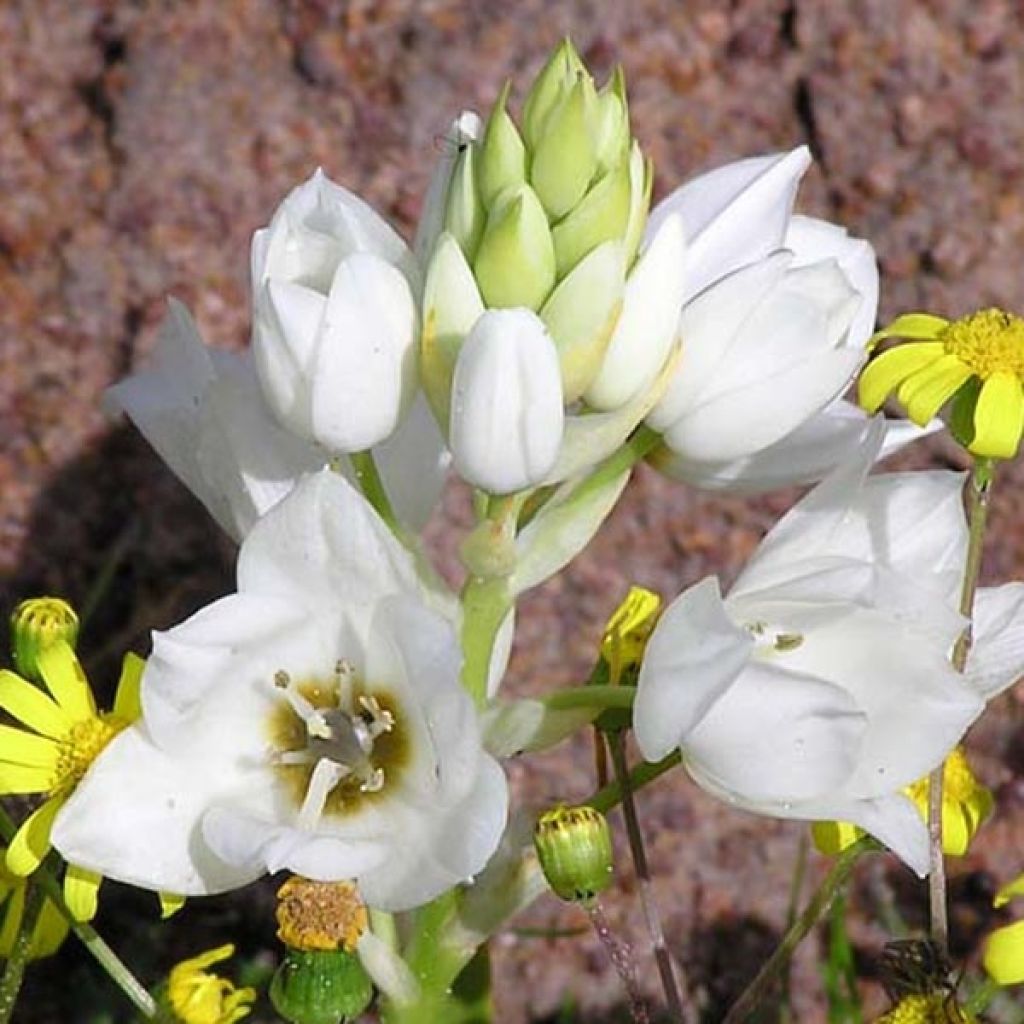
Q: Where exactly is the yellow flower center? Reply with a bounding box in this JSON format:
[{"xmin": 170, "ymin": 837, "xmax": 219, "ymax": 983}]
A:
[
  {"xmin": 941, "ymin": 308, "xmax": 1024, "ymax": 380},
  {"xmin": 876, "ymin": 993, "xmax": 959, "ymax": 1023},
  {"xmin": 52, "ymin": 714, "xmax": 125, "ymax": 798},
  {"xmin": 276, "ymin": 876, "xmax": 368, "ymax": 952}
]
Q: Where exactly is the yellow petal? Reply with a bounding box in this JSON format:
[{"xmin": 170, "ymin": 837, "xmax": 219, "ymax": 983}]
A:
[
  {"xmin": 5, "ymin": 796, "xmax": 64, "ymax": 877},
  {"xmin": 113, "ymin": 653, "xmax": 145, "ymax": 723},
  {"xmin": 857, "ymin": 342, "xmax": 945, "ymax": 412},
  {"xmin": 0, "ymin": 726, "xmax": 59, "ymax": 770},
  {"xmin": 972, "ymin": 371, "xmax": 1024, "ymax": 459},
  {"xmin": 995, "ymin": 871, "xmax": 1024, "ymax": 909},
  {"xmin": 0, "ymin": 762, "xmax": 54, "ymax": 795},
  {"xmin": 35, "ymin": 643, "xmax": 96, "ymax": 721},
  {"xmin": 985, "ymin": 919, "xmax": 1024, "ymax": 985},
  {"xmin": 897, "ymin": 354, "xmax": 974, "ymax": 425},
  {"xmin": 0, "ymin": 671, "xmax": 72, "ymax": 739},
  {"xmin": 159, "ymin": 891, "xmax": 186, "ymax": 918},
  {"xmin": 811, "ymin": 820, "xmax": 863, "ymax": 855},
  {"xmin": 867, "ymin": 312, "xmax": 949, "ymax": 351},
  {"xmin": 64, "ymin": 864, "xmax": 101, "ymax": 923}
]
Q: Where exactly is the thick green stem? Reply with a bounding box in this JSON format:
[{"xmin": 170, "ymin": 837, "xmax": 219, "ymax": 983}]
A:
[
  {"xmin": 460, "ymin": 576, "xmax": 511, "ymax": 708},
  {"xmin": 0, "ymin": 880, "xmax": 45, "ymax": 1024},
  {"xmin": 607, "ymin": 734, "xmax": 686, "ymax": 1022},
  {"xmin": 544, "ymin": 686, "xmax": 636, "ymax": 712},
  {"xmin": 722, "ymin": 839, "xmax": 874, "ymax": 1024},
  {"xmin": 0, "ymin": 808, "xmax": 155, "ymax": 1019},
  {"xmin": 928, "ymin": 458, "xmax": 993, "ymax": 955},
  {"xmin": 348, "ymin": 450, "xmax": 402, "ymax": 536}
]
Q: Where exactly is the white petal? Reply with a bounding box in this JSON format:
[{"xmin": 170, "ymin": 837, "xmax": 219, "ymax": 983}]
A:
[
  {"xmin": 585, "ymin": 215, "xmax": 687, "ymax": 411},
  {"xmin": 777, "ymin": 610, "xmax": 982, "ymax": 797},
  {"xmin": 785, "ymin": 215, "xmax": 879, "ymax": 350},
  {"xmin": 684, "ymin": 660, "xmax": 866, "ymax": 803},
  {"xmin": 663, "ymin": 346, "xmax": 863, "ymax": 462},
  {"xmin": 648, "ymin": 147, "xmax": 811, "ymax": 301},
  {"xmin": 969, "ymin": 584, "xmax": 1024, "ymax": 699},
  {"xmin": 51, "ymin": 727, "xmax": 261, "ymax": 895},
  {"xmin": 634, "ymin": 577, "xmax": 754, "ymax": 762},
  {"xmin": 481, "ymin": 699, "xmax": 596, "ymax": 757},
  {"xmin": 311, "ymin": 253, "xmax": 418, "ymax": 452},
  {"xmin": 449, "ymin": 309, "xmax": 564, "ymax": 494},
  {"xmin": 237, "ymin": 471, "xmax": 424, "ymax": 630},
  {"xmin": 646, "ymin": 252, "xmax": 791, "ymax": 432}
]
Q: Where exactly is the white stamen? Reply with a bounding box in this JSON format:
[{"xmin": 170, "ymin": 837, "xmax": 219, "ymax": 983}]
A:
[{"xmin": 298, "ymin": 758, "xmax": 348, "ymax": 830}]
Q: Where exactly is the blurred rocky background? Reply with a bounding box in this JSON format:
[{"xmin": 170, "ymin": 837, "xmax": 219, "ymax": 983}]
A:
[{"xmin": 3, "ymin": 1, "xmax": 1024, "ymax": 1020}]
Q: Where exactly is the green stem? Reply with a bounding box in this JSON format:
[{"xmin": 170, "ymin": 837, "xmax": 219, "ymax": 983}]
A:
[
  {"xmin": 929, "ymin": 458, "xmax": 993, "ymax": 955},
  {"xmin": 607, "ymin": 734, "xmax": 686, "ymax": 1022},
  {"xmin": 722, "ymin": 838, "xmax": 874, "ymax": 1024},
  {"xmin": 963, "ymin": 976, "xmax": 999, "ymax": 1016},
  {"xmin": 0, "ymin": 880, "xmax": 45, "ymax": 1024},
  {"xmin": 545, "ymin": 686, "xmax": 636, "ymax": 712},
  {"xmin": 0, "ymin": 808, "xmax": 156, "ymax": 1019},
  {"xmin": 590, "ymin": 752, "xmax": 681, "ymax": 815},
  {"xmin": 348, "ymin": 451, "xmax": 402, "ymax": 536}
]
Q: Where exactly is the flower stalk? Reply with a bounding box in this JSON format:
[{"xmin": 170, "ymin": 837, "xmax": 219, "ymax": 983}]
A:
[
  {"xmin": 0, "ymin": 880, "xmax": 45, "ymax": 1024},
  {"xmin": 929, "ymin": 456, "xmax": 995, "ymax": 954}
]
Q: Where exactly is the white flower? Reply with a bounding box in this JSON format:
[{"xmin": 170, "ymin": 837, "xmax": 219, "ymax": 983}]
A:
[
  {"xmin": 448, "ymin": 309, "xmax": 565, "ymax": 494},
  {"xmin": 634, "ymin": 425, "xmax": 1011, "ymax": 874},
  {"xmin": 108, "ymin": 299, "xmax": 447, "ymax": 539},
  {"xmin": 251, "ymin": 169, "xmax": 420, "ymax": 454},
  {"xmin": 645, "ymin": 149, "xmax": 933, "ymax": 491},
  {"xmin": 51, "ymin": 472, "xmax": 508, "ymax": 911}
]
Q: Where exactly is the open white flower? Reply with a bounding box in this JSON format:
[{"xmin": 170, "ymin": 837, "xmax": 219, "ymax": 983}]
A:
[
  {"xmin": 251, "ymin": 169, "xmax": 421, "ymax": 454},
  {"xmin": 634, "ymin": 424, "xmax": 1009, "ymax": 874},
  {"xmin": 646, "ymin": 149, "xmax": 932, "ymax": 491},
  {"xmin": 108, "ymin": 299, "xmax": 447, "ymax": 539},
  {"xmin": 51, "ymin": 472, "xmax": 507, "ymax": 912}
]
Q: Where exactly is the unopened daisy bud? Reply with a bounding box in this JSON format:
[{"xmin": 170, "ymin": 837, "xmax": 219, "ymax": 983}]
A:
[
  {"xmin": 271, "ymin": 877, "xmax": 374, "ymax": 1024},
  {"xmin": 161, "ymin": 944, "xmax": 255, "ymax": 1024},
  {"xmin": 859, "ymin": 307, "xmax": 1024, "ymax": 460},
  {"xmin": 531, "ymin": 75, "xmax": 599, "ymax": 220},
  {"xmin": 473, "ymin": 184, "xmax": 556, "ymax": 310},
  {"xmin": 443, "ymin": 144, "xmax": 485, "ymax": 261},
  {"xmin": 534, "ymin": 804, "xmax": 614, "ymax": 904},
  {"xmin": 10, "ymin": 597, "xmax": 79, "ymax": 682},
  {"xmin": 478, "ymin": 82, "xmax": 526, "ymax": 208}
]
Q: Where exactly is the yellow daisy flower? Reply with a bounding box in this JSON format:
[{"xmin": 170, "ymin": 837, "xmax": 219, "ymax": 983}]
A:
[
  {"xmin": 982, "ymin": 871, "xmax": 1024, "ymax": 987},
  {"xmin": 600, "ymin": 586, "xmax": 662, "ymax": 686},
  {"xmin": 813, "ymin": 746, "xmax": 992, "ymax": 858},
  {"xmin": 165, "ymin": 944, "xmax": 255, "ymax": 1024},
  {"xmin": 0, "ymin": 855, "xmax": 69, "ymax": 960},
  {"xmin": 875, "ymin": 992, "xmax": 971, "ymax": 1023},
  {"xmin": 858, "ymin": 308, "xmax": 1024, "ymax": 459},
  {"xmin": 0, "ymin": 639, "xmax": 143, "ymax": 920}
]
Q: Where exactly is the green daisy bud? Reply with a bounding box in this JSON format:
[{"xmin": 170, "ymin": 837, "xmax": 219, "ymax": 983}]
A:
[
  {"xmin": 10, "ymin": 597, "xmax": 79, "ymax": 682},
  {"xmin": 534, "ymin": 804, "xmax": 614, "ymax": 904},
  {"xmin": 521, "ymin": 38, "xmax": 584, "ymax": 149},
  {"xmin": 593, "ymin": 67, "xmax": 630, "ymax": 175},
  {"xmin": 443, "ymin": 144, "xmax": 486, "ymax": 261},
  {"xmin": 473, "ymin": 184, "xmax": 556, "ymax": 310},
  {"xmin": 530, "ymin": 75, "xmax": 599, "ymax": 220},
  {"xmin": 478, "ymin": 81, "xmax": 526, "ymax": 208},
  {"xmin": 270, "ymin": 949, "xmax": 373, "ymax": 1024}
]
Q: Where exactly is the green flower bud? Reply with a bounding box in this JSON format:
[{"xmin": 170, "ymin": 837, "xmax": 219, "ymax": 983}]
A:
[
  {"xmin": 530, "ymin": 75, "xmax": 599, "ymax": 221},
  {"xmin": 473, "ymin": 184, "xmax": 556, "ymax": 310},
  {"xmin": 593, "ymin": 67, "xmax": 630, "ymax": 175},
  {"xmin": 478, "ymin": 82, "xmax": 526, "ymax": 208},
  {"xmin": 10, "ymin": 597, "xmax": 79, "ymax": 682},
  {"xmin": 540, "ymin": 241, "xmax": 624, "ymax": 401},
  {"xmin": 621, "ymin": 143, "xmax": 653, "ymax": 269},
  {"xmin": 551, "ymin": 158, "xmax": 632, "ymax": 280},
  {"xmin": 521, "ymin": 38, "xmax": 584, "ymax": 149},
  {"xmin": 270, "ymin": 949, "xmax": 373, "ymax": 1024},
  {"xmin": 443, "ymin": 144, "xmax": 485, "ymax": 261},
  {"xmin": 421, "ymin": 232, "xmax": 485, "ymax": 424},
  {"xmin": 534, "ymin": 804, "xmax": 614, "ymax": 904}
]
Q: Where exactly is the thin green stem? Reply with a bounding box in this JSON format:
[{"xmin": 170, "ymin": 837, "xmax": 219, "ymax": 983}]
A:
[
  {"xmin": 929, "ymin": 458, "xmax": 993, "ymax": 955},
  {"xmin": 590, "ymin": 752, "xmax": 681, "ymax": 815},
  {"xmin": 348, "ymin": 451, "xmax": 402, "ymax": 536},
  {"xmin": 0, "ymin": 808, "xmax": 156, "ymax": 1019},
  {"xmin": 722, "ymin": 838, "xmax": 874, "ymax": 1024},
  {"xmin": 0, "ymin": 880, "xmax": 45, "ymax": 1024},
  {"xmin": 545, "ymin": 686, "xmax": 636, "ymax": 712},
  {"xmin": 607, "ymin": 734, "xmax": 686, "ymax": 1023}
]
